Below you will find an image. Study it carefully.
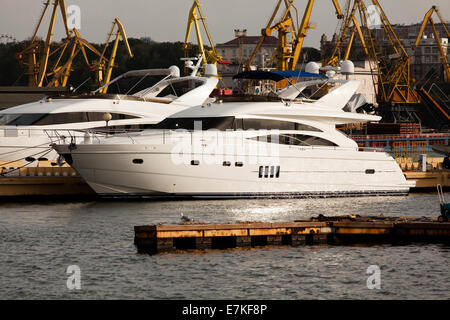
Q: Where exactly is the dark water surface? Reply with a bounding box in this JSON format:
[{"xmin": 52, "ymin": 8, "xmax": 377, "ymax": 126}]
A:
[{"xmin": 0, "ymin": 193, "xmax": 449, "ymax": 299}]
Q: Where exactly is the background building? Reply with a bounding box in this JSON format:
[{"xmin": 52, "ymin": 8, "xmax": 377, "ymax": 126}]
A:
[
  {"xmin": 216, "ymin": 35, "xmax": 278, "ymax": 66},
  {"xmin": 216, "ymin": 35, "xmax": 278, "ymax": 88}
]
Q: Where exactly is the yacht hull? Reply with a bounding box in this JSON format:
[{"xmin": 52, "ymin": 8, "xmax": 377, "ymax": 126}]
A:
[{"xmin": 53, "ymin": 143, "xmax": 413, "ymax": 198}]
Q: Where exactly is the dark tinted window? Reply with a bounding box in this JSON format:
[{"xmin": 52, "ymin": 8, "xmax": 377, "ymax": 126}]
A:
[
  {"xmin": 0, "ymin": 112, "xmax": 139, "ymax": 126},
  {"xmin": 150, "ymin": 117, "xmax": 321, "ymax": 132},
  {"xmin": 151, "ymin": 117, "xmax": 235, "ymax": 130},
  {"xmin": 249, "ymin": 134, "xmax": 337, "ymax": 147},
  {"xmin": 243, "ymin": 119, "xmax": 321, "ymax": 131},
  {"xmin": 0, "ymin": 114, "xmax": 46, "ymax": 125},
  {"xmin": 34, "ymin": 112, "xmax": 138, "ymax": 125}
]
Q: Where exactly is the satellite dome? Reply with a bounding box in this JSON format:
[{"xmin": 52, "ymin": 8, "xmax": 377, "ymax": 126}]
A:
[
  {"xmin": 326, "ymin": 70, "xmax": 336, "ymax": 78},
  {"xmin": 305, "ymin": 62, "xmax": 320, "ymax": 74},
  {"xmin": 341, "ymin": 60, "xmax": 355, "ymax": 75},
  {"xmin": 205, "ymin": 64, "xmax": 218, "ymax": 77},
  {"xmin": 168, "ymin": 65, "xmax": 180, "ymax": 78}
]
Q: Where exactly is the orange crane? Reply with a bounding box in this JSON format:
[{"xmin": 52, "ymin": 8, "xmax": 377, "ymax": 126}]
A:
[{"xmin": 412, "ymin": 6, "xmax": 450, "ymax": 83}]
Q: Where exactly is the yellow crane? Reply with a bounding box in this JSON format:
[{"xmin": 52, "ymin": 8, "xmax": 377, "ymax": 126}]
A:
[
  {"xmin": 96, "ymin": 18, "xmax": 134, "ymax": 93},
  {"xmin": 15, "ymin": 0, "xmax": 102, "ymax": 87},
  {"xmin": 247, "ymin": 0, "xmax": 354, "ymax": 71},
  {"xmin": 325, "ymin": 0, "xmax": 368, "ymax": 67},
  {"xmin": 183, "ymin": 0, "xmax": 222, "ymax": 73},
  {"xmin": 412, "ymin": 6, "xmax": 450, "ymax": 82},
  {"xmin": 246, "ymin": 0, "xmax": 306, "ymax": 71},
  {"xmin": 325, "ymin": 0, "xmax": 418, "ymax": 104},
  {"xmin": 360, "ymin": 0, "xmax": 418, "ymax": 104},
  {"xmin": 46, "ymin": 29, "xmax": 103, "ymax": 87},
  {"xmin": 16, "ymin": 0, "xmax": 70, "ymax": 86}
]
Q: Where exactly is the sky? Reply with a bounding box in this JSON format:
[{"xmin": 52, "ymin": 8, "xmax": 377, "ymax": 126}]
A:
[{"xmin": 0, "ymin": 0, "xmax": 449, "ymax": 48}]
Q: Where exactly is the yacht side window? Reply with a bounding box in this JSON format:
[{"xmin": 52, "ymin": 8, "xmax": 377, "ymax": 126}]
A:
[
  {"xmin": 243, "ymin": 119, "xmax": 322, "ymax": 132},
  {"xmin": 249, "ymin": 134, "xmax": 337, "ymax": 147},
  {"xmin": 150, "ymin": 117, "xmax": 322, "ymax": 132}
]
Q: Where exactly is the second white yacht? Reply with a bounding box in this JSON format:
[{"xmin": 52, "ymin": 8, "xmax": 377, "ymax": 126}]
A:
[{"xmin": 0, "ymin": 60, "xmax": 218, "ymax": 166}]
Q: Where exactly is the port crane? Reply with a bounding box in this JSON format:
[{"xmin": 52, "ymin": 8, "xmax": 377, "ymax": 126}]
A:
[
  {"xmin": 325, "ymin": 0, "xmax": 368, "ymax": 67},
  {"xmin": 95, "ymin": 18, "xmax": 134, "ymax": 93},
  {"xmin": 325, "ymin": 0, "xmax": 419, "ymax": 105},
  {"xmin": 412, "ymin": 6, "xmax": 450, "ymax": 83},
  {"xmin": 183, "ymin": 0, "xmax": 223, "ymax": 74},
  {"xmin": 247, "ymin": 0, "xmax": 356, "ymax": 71},
  {"xmin": 246, "ymin": 0, "xmax": 315, "ymax": 71},
  {"xmin": 15, "ymin": 0, "xmax": 101, "ymax": 87}
]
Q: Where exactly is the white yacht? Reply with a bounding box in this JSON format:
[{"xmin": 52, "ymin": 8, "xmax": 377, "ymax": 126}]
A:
[
  {"xmin": 0, "ymin": 62, "xmax": 218, "ymax": 166},
  {"xmin": 52, "ymin": 80, "xmax": 414, "ymax": 198}
]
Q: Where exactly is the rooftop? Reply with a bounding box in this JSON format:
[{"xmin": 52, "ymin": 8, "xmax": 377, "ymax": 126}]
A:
[{"xmin": 216, "ymin": 36, "xmax": 278, "ymax": 47}]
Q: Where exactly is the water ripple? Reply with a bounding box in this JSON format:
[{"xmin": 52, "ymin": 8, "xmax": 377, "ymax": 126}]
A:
[{"xmin": 0, "ymin": 194, "xmax": 449, "ymax": 299}]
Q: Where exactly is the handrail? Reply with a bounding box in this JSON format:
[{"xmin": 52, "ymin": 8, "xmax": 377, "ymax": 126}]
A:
[
  {"xmin": 437, "ymin": 184, "xmax": 446, "ymax": 205},
  {"xmin": 44, "ymin": 128, "xmax": 391, "ymax": 154},
  {"xmin": 428, "ymin": 83, "xmax": 449, "ymax": 101}
]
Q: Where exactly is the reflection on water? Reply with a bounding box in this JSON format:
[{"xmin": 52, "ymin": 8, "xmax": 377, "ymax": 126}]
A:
[{"xmin": 0, "ymin": 193, "xmax": 449, "ymax": 299}]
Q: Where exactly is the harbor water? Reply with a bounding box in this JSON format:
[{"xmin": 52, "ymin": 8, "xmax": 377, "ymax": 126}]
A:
[{"xmin": 0, "ymin": 193, "xmax": 449, "ymax": 300}]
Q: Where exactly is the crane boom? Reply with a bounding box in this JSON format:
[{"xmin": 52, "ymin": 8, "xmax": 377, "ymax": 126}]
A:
[
  {"xmin": 16, "ymin": 0, "xmax": 101, "ymax": 88},
  {"xmin": 183, "ymin": 0, "xmax": 222, "ymax": 73},
  {"xmin": 96, "ymin": 18, "xmax": 134, "ymax": 93},
  {"xmin": 247, "ymin": 0, "xmax": 315, "ymax": 71},
  {"xmin": 413, "ymin": 6, "xmax": 450, "ymax": 82},
  {"xmin": 289, "ymin": 0, "xmax": 315, "ymax": 70}
]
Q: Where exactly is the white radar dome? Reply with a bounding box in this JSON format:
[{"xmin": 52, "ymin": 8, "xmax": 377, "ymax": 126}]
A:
[
  {"xmin": 326, "ymin": 70, "xmax": 336, "ymax": 78},
  {"xmin": 340, "ymin": 60, "xmax": 355, "ymax": 75},
  {"xmin": 305, "ymin": 62, "xmax": 320, "ymax": 74},
  {"xmin": 205, "ymin": 64, "xmax": 218, "ymax": 77},
  {"xmin": 168, "ymin": 65, "xmax": 180, "ymax": 78}
]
